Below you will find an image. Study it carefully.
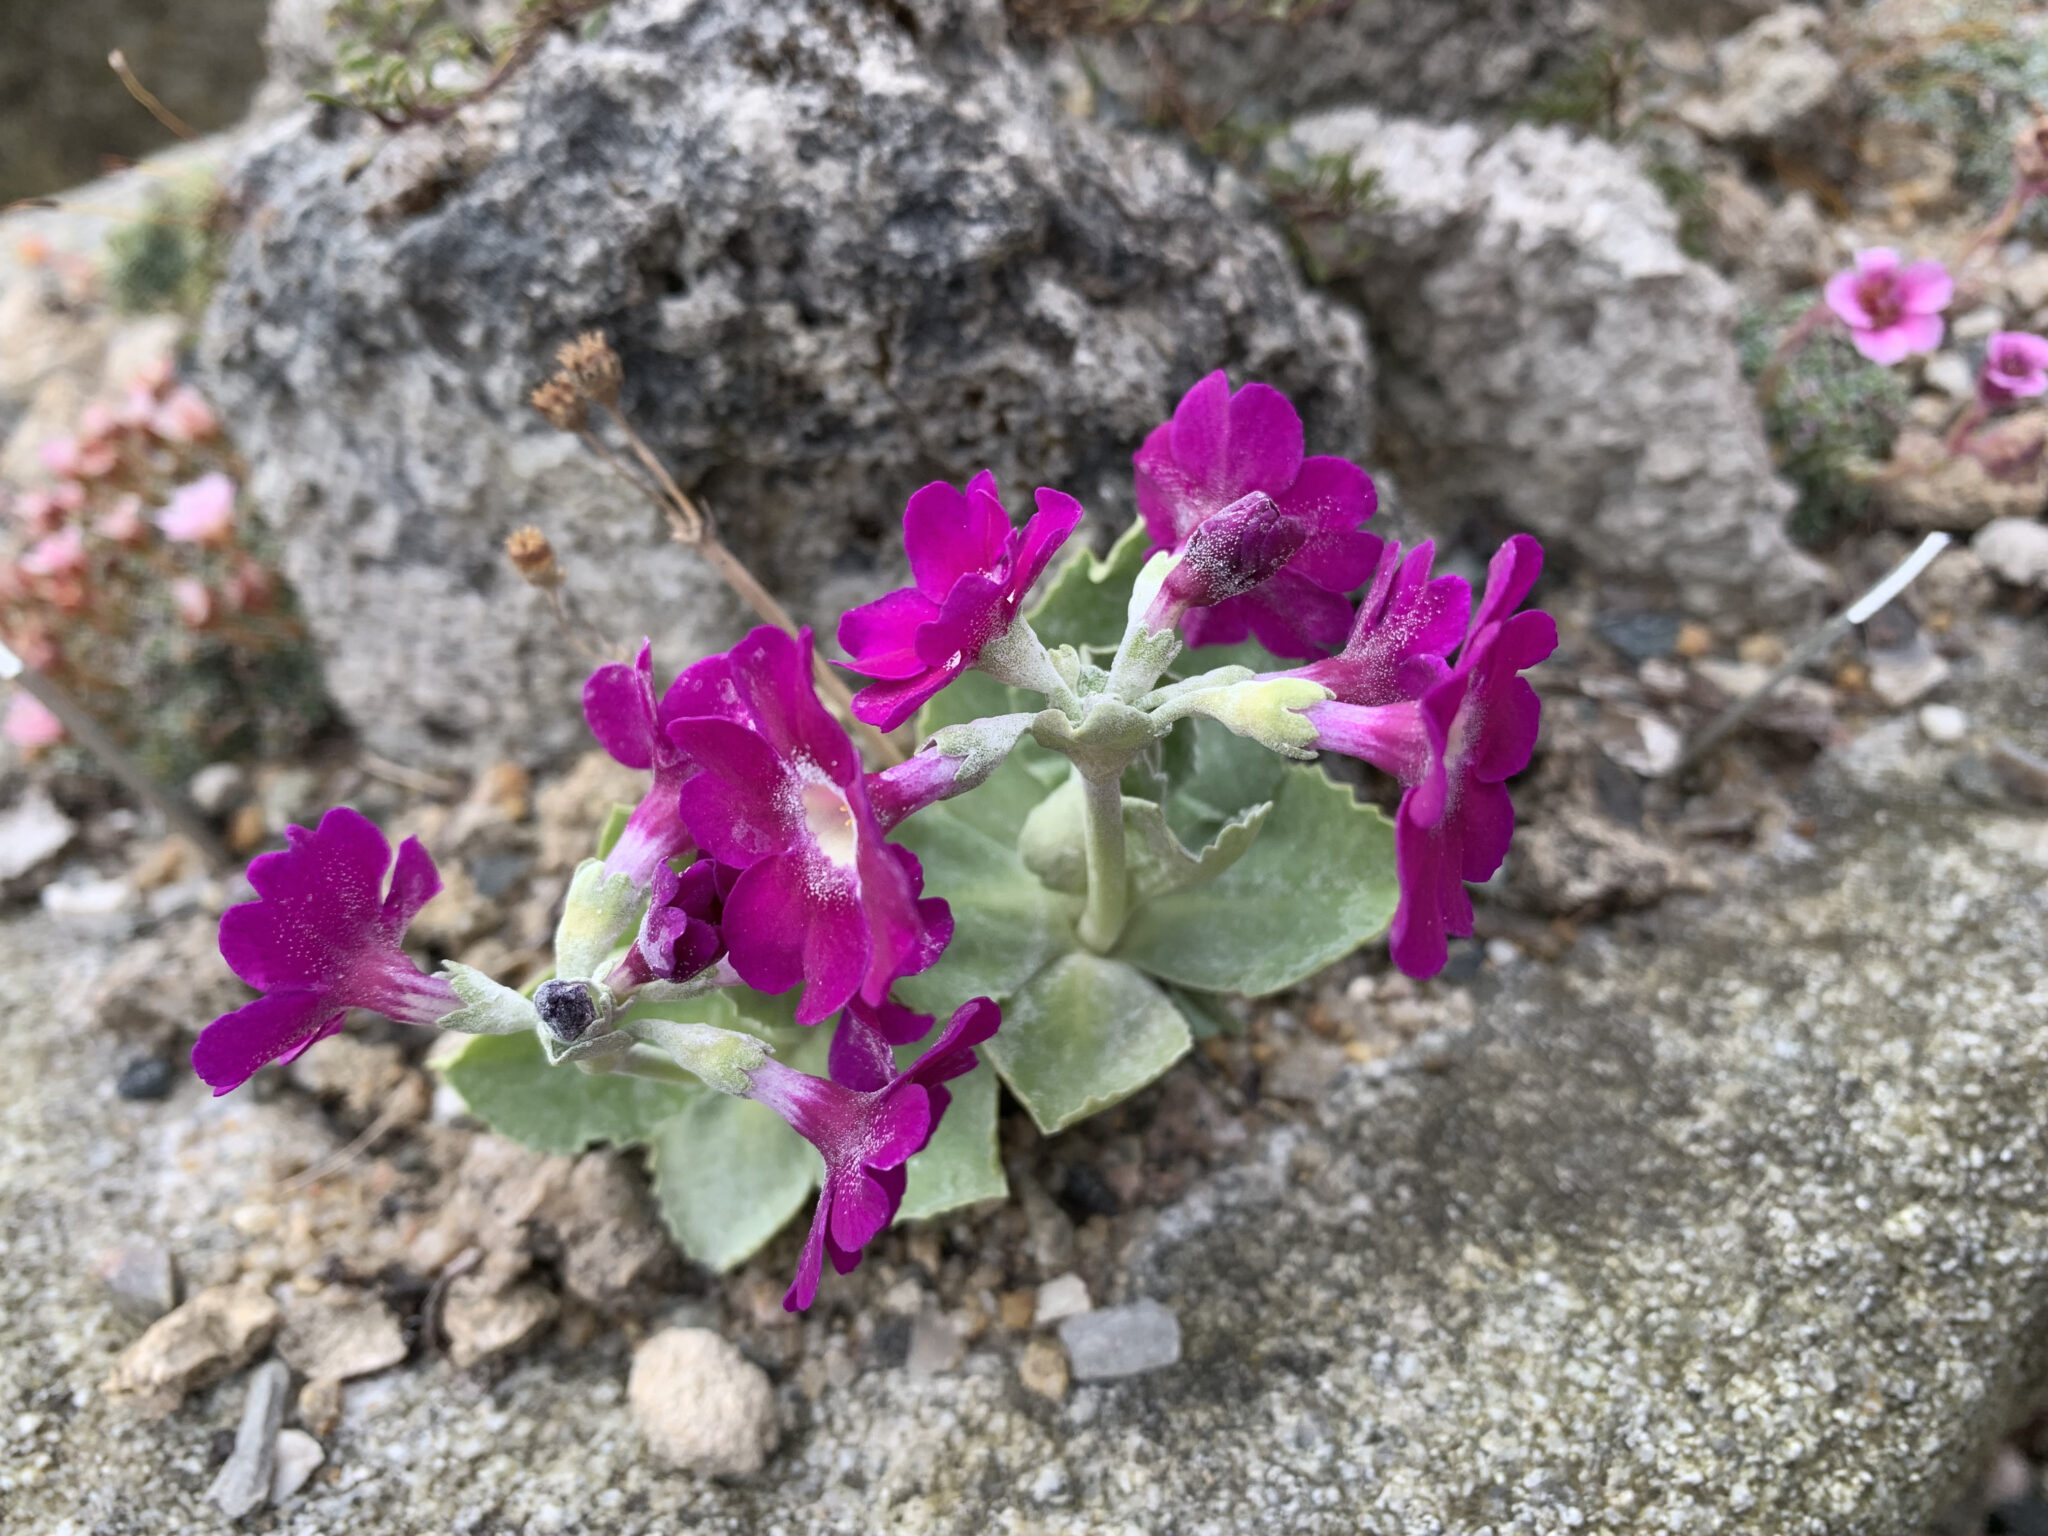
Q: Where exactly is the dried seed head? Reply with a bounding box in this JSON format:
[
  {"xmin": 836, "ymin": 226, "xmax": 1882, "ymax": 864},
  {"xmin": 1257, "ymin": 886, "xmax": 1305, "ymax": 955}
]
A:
[
  {"xmin": 505, "ymin": 525, "xmax": 564, "ymax": 589},
  {"xmin": 556, "ymin": 332, "xmax": 623, "ymax": 406},
  {"xmin": 530, "ymin": 376, "xmax": 586, "ymax": 433}
]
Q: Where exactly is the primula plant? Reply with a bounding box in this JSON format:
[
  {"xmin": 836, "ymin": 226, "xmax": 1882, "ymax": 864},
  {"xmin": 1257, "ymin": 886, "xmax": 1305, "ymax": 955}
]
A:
[{"xmin": 194, "ymin": 371, "xmax": 1553, "ymax": 1309}]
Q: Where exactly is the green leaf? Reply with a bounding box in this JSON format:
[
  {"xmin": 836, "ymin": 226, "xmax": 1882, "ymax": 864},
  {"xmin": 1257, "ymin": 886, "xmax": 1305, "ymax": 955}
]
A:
[
  {"xmin": 1115, "ymin": 762, "xmax": 1397, "ymax": 996},
  {"xmin": 438, "ymin": 1029, "xmax": 700, "ymax": 1155},
  {"xmin": 987, "ymin": 952, "xmax": 1192, "ymax": 1133},
  {"xmin": 1125, "ymin": 796, "xmax": 1271, "ymax": 902},
  {"xmin": 647, "ymin": 1094, "xmax": 821, "ymax": 1272},
  {"xmin": 898, "ymin": 1059, "xmax": 1006, "ymax": 1220},
  {"xmin": 1026, "ymin": 518, "xmax": 1151, "ymax": 654},
  {"xmin": 1163, "ymin": 714, "xmax": 1287, "ymax": 847},
  {"xmin": 1016, "ymin": 768, "xmax": 1088, "ymax": 895},
  {"xmin": 594, "ymin": 802, "xmax": 632, "ymax": 861},
  {"xmin": 1165, "ymin": 984, "xmax": 1244, "ymax": 1040}
]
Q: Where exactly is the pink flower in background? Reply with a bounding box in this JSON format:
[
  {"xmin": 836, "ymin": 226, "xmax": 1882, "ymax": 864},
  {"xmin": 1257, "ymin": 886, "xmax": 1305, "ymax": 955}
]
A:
[
  {"xmin": 158, "ymin": 472, "xmax": 237, "ymax": 545},
  {"xmin": 1823, "ymin": 249, "xmax": 1952, "ymax": 365},
  {"xmin": 1135, "ymin": 371, "xmax": 1379, "ymax": 658},
  {"xmin": 12, "ymin": 491, "xmax": 62, "ymax": 535},
  {"xmin": 151, "ymin": 386, "xmax": 219, "ymax": 444},
  {"xmin": 1980, "ymin": 331, "xmax": 2048, "ymax": 408},
  {"xmin": 2, "ymin": 693, "xmax": 63, "ymax": 753},
  {"xmin": 38, "ymin": 436, "xmax": 81, "ymax": 478},
  {"xmin": 581, "ymin": 640, "xmax": 701, "ymax": 888},
  {"xmin": 97, "ymin": 494, "xmax": 147, "ymax": 545},
  {"xmin": 20, "ymin": 526, "xmax": 85, "ymax": 578},
  {"xmin": 133, "ymin": 354, "xmax": 174, "ymax": 393},
  {"xmin": 117, "ymin": 384, "xmax": 157, "ymax": 430},
  {"xmin": 172, "ymin": 577, "xmax": 214, "ymax": 627},
  {"xmin": 50, "ymin": 481, "xmax": 85, "ymax": 514},
  {"xmin": 77, "ymin": 403, "xmax": 115, "ymax": 440}
]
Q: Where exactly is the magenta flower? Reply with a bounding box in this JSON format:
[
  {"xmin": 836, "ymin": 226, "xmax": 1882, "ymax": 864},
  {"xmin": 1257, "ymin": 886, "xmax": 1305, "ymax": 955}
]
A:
[
  {"xmin": 582, "ymin": 641, "xmax": 699, "ymax": 888},
  {"xmin": 1290, "ymin": 535, "xmax": 1554, "ymax": 979},
  {"xmin": 157, "ymin": 472, "xmax": 237, "ymax": 545},
  {"xmin": 612, "ymin": 857, "xmax": 727, "ymax": 988},
  {"xmin": 1286, "ymin": 538, "xmax": 1473, "ymax": 708},
  {"xmin": 194, "ymin": 807, "xmax": 457, "ymax": 1095},
  {"xmin": 1135, "ymin": 371, "xmax": 1378, "ymax": 658},
  {"xmin": 1823, "ymin": 249, "xmax": 1952, "ymax": 365},
  {"xmin": 748, "ymin": 995, "xmax": 1000, "ymax": 1310},
  {"xmin": 669, "ymin": 626, "xmax": 951, "ymax": 1024},
  {"xmin": 1980, "ymin": 331, "xmax": 2048, "ymax": 408},
  {"xmin": 838, "ymin": 473, "xmax": 1081, "ymax": 732}
]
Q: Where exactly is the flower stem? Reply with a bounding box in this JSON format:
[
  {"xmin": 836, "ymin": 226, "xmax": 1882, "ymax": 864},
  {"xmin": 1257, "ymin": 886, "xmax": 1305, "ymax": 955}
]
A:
[{"xmin": 1076, "ymin": 771, "xmax": 1130, "ymax": 952}]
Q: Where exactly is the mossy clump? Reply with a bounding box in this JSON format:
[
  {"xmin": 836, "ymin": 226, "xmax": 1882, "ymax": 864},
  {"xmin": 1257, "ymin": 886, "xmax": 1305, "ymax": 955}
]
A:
[
  {"xmin": 1739, "ymin": 294, "xmax": 1911, "ymax": 546},
  {"xmin": 103, "ymin": 178, "xmax": 223, "ymax": 317},
  {"xmin": 1872, "ymin": 11, "xmax": 2048, "ymax": 224}
]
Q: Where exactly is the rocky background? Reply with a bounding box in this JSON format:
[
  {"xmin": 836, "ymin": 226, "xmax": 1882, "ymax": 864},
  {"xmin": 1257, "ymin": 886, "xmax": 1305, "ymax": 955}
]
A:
[{"xmin": 6, "ymin": 0, "xmax": 2048, "ymax": 1532}]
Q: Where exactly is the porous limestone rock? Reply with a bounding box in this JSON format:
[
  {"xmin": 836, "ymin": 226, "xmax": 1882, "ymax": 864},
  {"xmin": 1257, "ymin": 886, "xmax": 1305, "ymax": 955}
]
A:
[
  {"xmin": 200, "ymin": 0, "xmax": 1370, "ymax": 768},
  {"xmin": 1280, "ymin": 110, "xmax": 1829, "ymax": 625},
  {"xmin": 13, "ymin": 626, "xmax": 2048, "ymax": 1529},
  {"xmin": 628, "ymin": 1327, "xmax": 779, "ymax": 1478}
]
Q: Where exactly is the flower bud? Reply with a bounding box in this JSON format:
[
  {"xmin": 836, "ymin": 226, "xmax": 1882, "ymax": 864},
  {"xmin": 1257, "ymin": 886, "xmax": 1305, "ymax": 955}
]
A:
[
  {"xmin": 533, "ymin": 977, "xmax": 604, "ymax": 1042},
  {"xmin": 505, "ymin": 525, "xmax": 563, "ymax": 589},
  {"xmin": 1143, "ymin": 491, "xmax": 1305, "ymax": 632}
]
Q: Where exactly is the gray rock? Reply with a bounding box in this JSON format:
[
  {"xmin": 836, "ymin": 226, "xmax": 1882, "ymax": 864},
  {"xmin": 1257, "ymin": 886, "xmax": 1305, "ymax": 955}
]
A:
[
  {"xmin": 1279, "ymin": 110, "xmax": 1826, "ymax": 625},
  {"xmin": 275, "ymin": 1287, "xmax": 408, "ymax": 1383},
  {"xmin": 199, "ymin": 0, "xmax": 1370, "ymax": 769},
  {"xmin": 1073, "ymin": 0, "xmax": 1596, "ymax": 126},
  {"xmin": 1867, "ymin": 637, "xmax": 1952, "ymax": 710},
  {"xmin": 1058, "ymin": 1298, "xmax": 1182, "ymax": 1380},
  {"xmin": 1989, "ymin": 738, "xmax": 2048, "ymax": 806},
  {"xmin": 0, "ymin": 790, "xmax": 75, "ymax": 889},
  {"xmin": 187, "ymin": 762, "xmax": 250, "ymax": 818},
  {"xmin": 1677, "ymin": 5, "xmax": 1846, "ymax": 144},
  {"xmin": 205, "ymin": 1359, "xmax": 288, "ymax": 1520},
  {"xmin": 103, "ymin": 1282, "xmax": 281, "ymax": 1417}
]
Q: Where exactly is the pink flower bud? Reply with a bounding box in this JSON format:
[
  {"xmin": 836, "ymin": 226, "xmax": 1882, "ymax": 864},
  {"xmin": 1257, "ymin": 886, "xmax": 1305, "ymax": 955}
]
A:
[
  {"xmin": 2, "ymin": 692, "xmax": 63, "ymax": 753},
  {"xmin": 150, "ymin": 386, "xmax": 219, "ymax": 444},
  {"xmin": 172, "ymin": 576, "xmax": 215, "ymax": 628},
  {"xmin": 38, "ymin": 436, "xmax": 80, "ymax": 478},
  {"xmin": 157, "ymin": 472, "xmax": 237, "ymax": 545},
  {"xmin": 20, "ymin": 526, "xmax": 85, "ymax": 578},
  {"xmin": 97, "ymin": 493, "xmax": 148, "ymax": 546}
]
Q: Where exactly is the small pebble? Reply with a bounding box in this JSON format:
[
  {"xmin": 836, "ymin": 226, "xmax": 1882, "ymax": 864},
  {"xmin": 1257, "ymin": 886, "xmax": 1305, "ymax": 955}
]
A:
[
  {"xmin": 1035, "ymin": 1274, "xmax": 1092, "ymax": 1326},
  {"xmin": 94, "ymin": 1241, "xmax": 180, "ymax": 1322},
  {"xmin": 188, "ymin": 763, "xmax": 250, "ymax": 818},
  {"xmin": 1595, "ymin": 612, "xmax": 1678, "ymax": 661},
  {"xmin": 1018, "ymin": 1337, "xmax": 1070, "ymax": 1401},
  {"xmin": 906, "ymin": 1313, "xmax": 964, "ymax": 1379},
  {"xmin": 1989, "ymin": 739, "xmax": 2048, "ymax": 806},
  {"xmin": 1974, "ymin": 517, "xmax": 2048, "ymax": 588},
  {"xmin": 1673, "ymin": 621, "xmax": 1713, "ymax": 659},
  {"xmin": 1918, "ymin": 704, "xmax": 1968, "ymax": 745},
  {"xmin": 269, "ymin": 1428, "xmax": 325, "ymax": 1503},
  {"xmin": 998, "ymin": 1290, "xmax": 1036, "ymax": 1330},
  {"xmin": 628, "ymin": 1328, "xmax": 778, "ymax": 1478},
  {"xmin": 116, "ymin": 1056, "xmax": 175, "ymax": 1102},
  {"xmin": 1924, "ymin": 351, "xmax": 1976, "ymax": 399},
  {"xmin": 207, "ymin": 1360, "xmax": 288, "ymax": 1518},
  {"xmin": 1058, "ymin": 1300, "xmax": 1182, "ymax": 1381}
]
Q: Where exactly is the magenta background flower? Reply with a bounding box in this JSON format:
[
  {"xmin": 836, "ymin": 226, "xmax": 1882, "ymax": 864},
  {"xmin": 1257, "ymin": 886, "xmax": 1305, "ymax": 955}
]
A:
[
  {"xmin": 1823, "ymin": 249, "xmax": 1952, "ymax": 365},
  {"xmin": 157, "ymin": 472, "xmax": 237, "ymax": 545},
  {"xmin": 1294, "ymin": 535, "xmax": 1554, "ymax": 978},
  {"xmin": 1145, "ymin": 490, "xmax": 1306, "ymax": 632},
  {"xmin": 750, "ymin": 996, "xmax": 999, "ymax": 1309},
  {"xmin": 1981, "ymin": 331, "xmax": 2048, "ymax": 408},
  {"xmin": 839, "ymin": 473, "xmax": 1081, "ymax": 732},
  {"xmin": 194, "ymin": 807, "xmax": 457, "ymax": 1095},
  {"xmin": 582, "ymin": 641, "xmax": 700, "ymax": 888},
  {"xmin": 1135, "ymin": 371, "xmax": 1378, "ymax": 658},
  {"xmin": 866, "ymin": 745, "xmax": 974, "ymax": 832},
  {"xmin": 1288, "ymin": 539, "xmax": 1472, "ymax": 708},
  {"xmin": 3, "ymin": 692, "xmax": 63, "ymax": 752},
  {"xmin": 669, "ymin": 626, "xmax": 951, "ymax": 1024}
]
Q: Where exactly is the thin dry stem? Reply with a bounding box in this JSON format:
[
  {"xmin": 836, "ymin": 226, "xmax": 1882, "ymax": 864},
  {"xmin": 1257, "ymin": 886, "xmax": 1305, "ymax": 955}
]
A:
[{"xmin": 108, "ymin": 49, "xmax": 196, "ymax": 141}]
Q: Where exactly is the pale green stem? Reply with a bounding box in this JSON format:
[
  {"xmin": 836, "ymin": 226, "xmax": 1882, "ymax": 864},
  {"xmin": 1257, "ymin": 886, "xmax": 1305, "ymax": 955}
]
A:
[
  {"xmin": 978, "ymin": 616, "xmax": 1084, "ymax": 717},
  {"xmin": 1076, "ymin": 770, "xmax": 1130, "ymax": 952}
]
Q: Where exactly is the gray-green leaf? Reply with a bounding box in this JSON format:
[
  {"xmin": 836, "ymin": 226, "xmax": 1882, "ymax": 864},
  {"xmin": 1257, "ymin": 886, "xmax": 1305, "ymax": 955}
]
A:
[
  {"xmin": 646, "ymin": 1094, "xmax": 821, "ymax": 1272},
  {"xmin": 1026, "ymin": 519, "xmax": 1151, "ymax": 654},
  {"xmin": 898, "ymin": 1058, "xmax": 1005, "ymax": 1220},
  {"xmin": 437, "ymin": 1029, "xmax": 700, "ymax": 1155},
  {"xmin": 986, "ymin": 951, "xmax": 1192, "ymax": 1133},
  {"xmin": 1115, "ymin": 762, "xmax": 1397, "ymax": 996}
]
